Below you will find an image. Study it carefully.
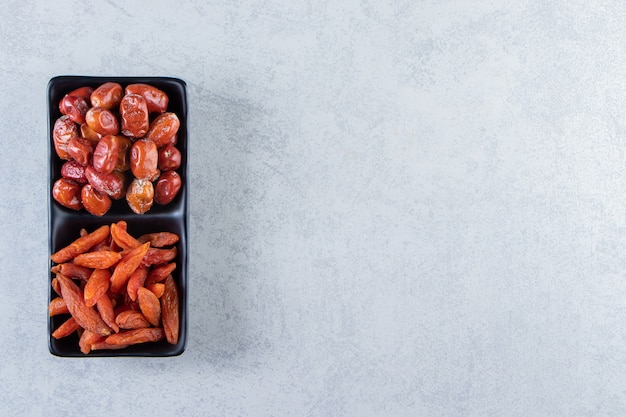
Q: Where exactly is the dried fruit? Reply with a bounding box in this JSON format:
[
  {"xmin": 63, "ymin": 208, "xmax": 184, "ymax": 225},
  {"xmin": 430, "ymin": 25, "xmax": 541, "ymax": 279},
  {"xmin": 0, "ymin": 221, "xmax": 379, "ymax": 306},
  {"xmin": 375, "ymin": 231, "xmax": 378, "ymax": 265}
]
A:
[
  {"xmin": 96, "ymin": 294, "xmax": 119, "ymax": 333},
  {"xmin": 120, "ymin": 93, "xmax": 149, "ymax": 138},
  {"xmin": 105, "ymin": 327, "xmax": 164, "ymax": 346},
  {"xmin": 158, "ymin": 143, "xmax": 182, "ymax": 171},
  {"xmin": 137, "ymin": 287, "xmax": 161, "ymax": 326},
  {"xmin": 161, "ymin": 275, "xmax": 179, "ymax": 345},
  {"xmin": 50, "ymin": 222, "xmax": 182, "ymax": 353},
  {"xmin": 90, "ymin": 82, "xmax": 122, "ymax": 109},
  {"xmin": 48, "ymin": 297, "xmax": 69, "ymax": 316},
  {"xmin": 81, "ymin": 184, "xmax": 112, "ymax": 216},
  {"xmin": 125, "ymin": 83, "xmax": 168, "ymax": 113},
  {"xmin": 92, "ymin": 134, "xmax": 119, "ymax": 173},
  {"xmin": 85, "ymin": 107, "xmax": 119, "ymax": 135},
  {"xmin": 83, "ymin": 268, "xmax": 111, "ymax": 307},
  {"xmin": 154, "ymin": 170, "xmax": 182, "ymax": 205},
  {"xmin": 137, "ymin": 232, "xmax": 180, "ymax": 248},
  {"xmin": 51, "ymin": 317, "xmax": 81, "ymax": 339},
  {"xmin": 59, "ymin": 95, "xmax": 89, "ymax": 124},
  {"xmin": 57, "ymin": 274, "xmax": 111, "ymax": 337},
  {"xmin": 50, "ymin": 225, "xmax": 110, "ymax": 263},
  {"xmin": 145, "ymin": 112, "xmax": 179, "ymax": 148},
  {"xmin": 52, "ymin": 178, "xmax": 82, "ymax": 210},
  {"xmin": 110, "ymin": 242, "xmax": 150, "ymax": 293},
  {"xmin": 129, "ymin": 139, "xmax": 159, "ymax": 180},
  {"xmin": 115, "ymin": 310, "xmax": 150, "ymax": 330},
  {"xmin": 126, "ymin": 178, "xmax": 154, "ymax": 214},
  {"xmin": 52, "ymin": 82, "xmax": 183, "ymax": 215},
  {"xmin": 53, "ymin": 115, "xmax": 79, "ymax": 160}
]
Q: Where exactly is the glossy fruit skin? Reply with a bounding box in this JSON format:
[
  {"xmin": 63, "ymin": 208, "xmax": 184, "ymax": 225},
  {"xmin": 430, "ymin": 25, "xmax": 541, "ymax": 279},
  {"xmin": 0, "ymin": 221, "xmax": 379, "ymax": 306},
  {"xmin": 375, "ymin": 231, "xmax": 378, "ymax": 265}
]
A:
[
  {"xmin": 52, "ymin": 178, "xmax": 82, "ymax": 210},
  {"xmin": 154, "ymin": 170, "xmax": 182, "ymax": 205},
  {"xmin": 125, "ymin": 83, "xmax": 169, "ymax": 113},
  {"xmin": 66, "ymin": 136, "xmax": 94, "ymax": 165},
  {"xmin": 90, "ymin": 82, "xmax": 123, "ymax": 109},
  {"xmin": 145, "ymin": 112, "xmax": 180, "ymax": 148},
  {"xmin": 115, "ymin": 135, "xmax": 131, "ymax": 171},
  {"xmin": 158, "ymin": 143, "xmax": 181, "ymax": 171},
  {"xmin": 60, "ymin": 160, "xmax": 88, "ymax": 184},
  {"xmin": 59, "ymin": 95, "xmax": 89, "ymax": 124},
  {"xmin": 85, "ymin": 107, "xmax": 119, "ymax": 135},
  {"xmin": 126, "ymin": 178, "xmax": 154, "ymax": 214},
  {"xmin": 120, "ymin": 93, "xmax": 149, "ymax": 138},
  {"xmin": 81, "ymin": 183, "xmax": 112, "ymax": 216},
  {"xmin": 92, "ymin": 134, "xmax": 119, "ymax": 173},
  {"xmin": 130, "ymin": 139, "xmax": 159, "ymax": 180},
  {"xmin": 80, "ymin": 123, "xmax": 101, "ymax": 142},
  {"xmin": 84, "ymin": 166, "xmax": 125, "ymax": 199},
  {"xmin": 53, "ymin": 115, "xmax": 79, "ymax": 160},
  {"xmin": 68, "ymin": 86, "xmax": 94, "ymax": 100}
]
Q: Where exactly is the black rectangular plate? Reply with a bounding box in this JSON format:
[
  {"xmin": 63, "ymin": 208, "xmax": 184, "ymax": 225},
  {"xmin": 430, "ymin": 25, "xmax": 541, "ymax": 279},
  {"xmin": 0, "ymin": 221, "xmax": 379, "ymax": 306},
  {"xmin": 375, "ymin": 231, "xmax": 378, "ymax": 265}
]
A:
[{"xmin": 48, "ymin": 76, "xmax": 188, "ymax": 357}]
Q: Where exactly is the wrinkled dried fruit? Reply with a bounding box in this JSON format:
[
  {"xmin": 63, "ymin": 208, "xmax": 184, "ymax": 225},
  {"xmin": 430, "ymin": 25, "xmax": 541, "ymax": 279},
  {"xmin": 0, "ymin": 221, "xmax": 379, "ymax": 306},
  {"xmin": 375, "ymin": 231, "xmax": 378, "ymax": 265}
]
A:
[
  {"xmin": 146, "ymin": 282, "xmax": 165, "ymax": 298},
  {"xmin": 68, "ymin": 86, "xmax": 94, "ymax": 100},
  {"xmin": 96, "ymin": 294, "xmax": 119, "ymax": 333},
  {"xmin": 110, "ymin": 242, "xmax": 150, "ymax": 293},
  {"xmin": 50, "ymin": 225, "xmax": 110, "ymax": 263},
  {"xmin": 53, "ymin": 115, "xmax": 79, "ymax": 160},
  {"xmin": 158, "ymin": 143, "xmax": 181, "ymax": 171},
  {"xmin": 73, "ymin": 250, "xmax": 121, "ymax": 269},
  {"xmin": 50, "ymin": 224, "xmax": 182, "ymax": 353},
  {"xmin": 110, "ymin": 221, "xmax": 141, "ymax": 250},
  {"xmin": 52, "ymin": 178, "xmax": 82, "ymax": 210},
  {"xmin": 84, "ymin": 268, "xmax": 111, "ymax": 307},
  {"xmin": 66, "ymin": 136, "xmax": 94, "ymax": 165},
  {"xmin": 59, "ymin": 95, "xmax": 89, "ymax": 124},
  {"xmin": 145, "ymin": 262, "xmax": 176, "ymax": 286},
  {"xmin": 81, "ymin": 184, "xmax": 112, "ymax": 216},
  {"xmin": 120, "ymin": 93, "xmax": 149, "ymax": 138},
  {"xmin": 161, "ymin": 275, "xmax": 179, "ymax": 345},
  {"xmin": 92, "ymin": 134, "xmax": 119, "ymax": 173},
  {"xmin": 141, "ymin": 247, "xmax": 177, "ymax": 267},
  {"xmin": 52, "ymin": 82, "xmax": 183, "ymax": 215},
  {"xmin": 80, "ymin": 122, "xmax": 101, "ymax": 142},
  {"xmin": 115, "ymin": 135, "xmax": 132, "ymax": 171},
  {"xmin": 145, "ymin": 112, "xmax": 179, "ymax": 148},
  {"xmin": 154, "ymin": 170, "xmax": 181, "ymax": 205},
  {"xmin": 115, "ymin": 310, "xmax": 150, "ymax": 330},
  {"xmin": 137, "ymin": 232, "xmax": 180, "ymax": 248},
  {"xmin": 125, "ymin": 83, "xmax": 168, "ymax": 113},
  {"xmin": 90, "ymin": 82, "xmax": 123, "ymax": 109},
  {"xmin": 52, "ymin": 317, "xmax": 80, "ymax": 339},
  {"xmin": 60, "ymin": 160, "xmax": 88, "ymax": 184},
  {"xmin": 105, "ymin": 327, "xmax": 165, "ymax": 346},
  {"xmin": 126, "ymin": 267, "xmax": 148, "ymax": 302},
  {"xmin": 126, "ymin": 178, "xmax": 154, "ymax": 214},
  {"xmin": 129, "ymin": 139, "xmax": 159, "ymax": 180},
  {"xmin": 84, "ymin": 166, "xmax": 125, "ymax": 199},
  {"xmin": 57, "ymin": 263, "xmax": 93, "ymax": 281},
  {"xmin": 85, "ymin": 107, "xmax": 119, "ymax": 135},
  {"xmin": 57, "ymin": 274, "xmax": 111, "ymax": 336},
  {"xmin": 79, "ymin": 329, "xmax": 103, "ymax": 354},
  {"xmin": 137, "ymin": 287, "xmax": 161, "ymax": 326},
  {"xmin": 48, "ymin": 297, "xmax": 69, "ymax": 316}
]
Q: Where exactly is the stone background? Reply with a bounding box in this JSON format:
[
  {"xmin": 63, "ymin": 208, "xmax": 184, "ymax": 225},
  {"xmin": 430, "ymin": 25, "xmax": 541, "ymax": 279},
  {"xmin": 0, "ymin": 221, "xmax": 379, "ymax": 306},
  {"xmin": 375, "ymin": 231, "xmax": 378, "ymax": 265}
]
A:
[{"xmin": 2, "ymin": 1, "xmax": 626, "ymax": 415}]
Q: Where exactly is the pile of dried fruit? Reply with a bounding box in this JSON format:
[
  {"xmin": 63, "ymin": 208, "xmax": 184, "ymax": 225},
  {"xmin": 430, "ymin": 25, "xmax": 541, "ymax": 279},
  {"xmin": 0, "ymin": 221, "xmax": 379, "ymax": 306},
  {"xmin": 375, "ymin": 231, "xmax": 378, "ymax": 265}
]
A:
[
  {"xmin": 49, "ymin": 222, "xmax": 180, "ymax": 354},
  {"xmin": 51, "ymin": 82, "xmax": 182, "ymax": 215}
]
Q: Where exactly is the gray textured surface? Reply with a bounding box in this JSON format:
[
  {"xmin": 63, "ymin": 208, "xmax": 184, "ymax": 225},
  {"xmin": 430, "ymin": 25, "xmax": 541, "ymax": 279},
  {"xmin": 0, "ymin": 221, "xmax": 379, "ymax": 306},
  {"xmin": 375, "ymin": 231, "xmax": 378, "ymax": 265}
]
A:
[{"xmin": 2, "ymin": 0, "xmax": 626, "ymax": 415}]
